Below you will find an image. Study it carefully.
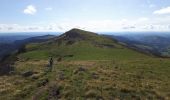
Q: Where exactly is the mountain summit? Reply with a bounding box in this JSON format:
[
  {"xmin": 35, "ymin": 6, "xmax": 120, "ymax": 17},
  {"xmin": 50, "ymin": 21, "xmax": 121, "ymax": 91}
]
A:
[
  {"xmin": 50, "ymin": 28, "xmax": 118, "ymax": 48},
  {"xmin": 19, "ymin": 28, "xmax": 149, "ymax": 61},
  {"xmin": 60, "ymin": 28, "xmax": 98, "ymax": 40},
  {"xmin": 55, "ymin": 28, "xmax": 106, "ymax": 42}
]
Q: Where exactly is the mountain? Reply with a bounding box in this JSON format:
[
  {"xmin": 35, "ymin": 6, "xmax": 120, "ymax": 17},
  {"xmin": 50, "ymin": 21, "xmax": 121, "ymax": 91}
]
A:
[
  {"xmin": 111, "ymin": 34, "xmax": 170, "ymax": 57},
  {"xmin": 14, "ymin": 35, "xmax": 56, "ymax": 47},
  {"xmin": 0, "ymin": 29, "xmax": 170, "ymax": 100},
  {"xmin": 0, "ymin": 35, "xmax": 56, "ymax": 64},
  {"xmin": 0, "ymin": 35, "xmax": 35, "ymax": 43},
  {"xmin": 0, "ymin": 32, "xmax": 60, "ymax": 43},
  {"xmin": 0, "ymin": 34, "xmax": 41, "ymax": 61},
  {"xmin": 19, "ymin": 28, "xmax": 149, "ymax": 61}
]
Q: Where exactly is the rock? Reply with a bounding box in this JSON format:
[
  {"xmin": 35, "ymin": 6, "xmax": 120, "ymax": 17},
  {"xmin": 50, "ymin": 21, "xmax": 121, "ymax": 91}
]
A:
[
  {"xmin": 73, "ymin": 67, "xmax": 87, "ymax": 74},
  {"xmin": 78, "ymin": 67, "xmax": 86, "ymax": 71},
  {"xmin": 37, "ymin": 78, "xmax": 49, "ymax": 87},
  {"xmin": 91, "ymin": 72, "xmax": 99, "ymax": 79},
  {"xmin": 21, "ymin": 71, "xmax": 34, "ymax": 77},
  {"xmin": 31, "ymin": 73, "xmax": 41, "ymax": 80}
]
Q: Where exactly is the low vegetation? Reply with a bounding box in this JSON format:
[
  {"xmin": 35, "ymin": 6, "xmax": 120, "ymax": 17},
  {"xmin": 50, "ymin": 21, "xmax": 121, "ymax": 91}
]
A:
[{"xmin": 0, "ymin": 29, "xmax": 170, "ymax": 100}]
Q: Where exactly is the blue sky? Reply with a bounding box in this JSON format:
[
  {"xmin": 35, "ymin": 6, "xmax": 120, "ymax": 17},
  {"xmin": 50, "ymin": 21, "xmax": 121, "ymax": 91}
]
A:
[{"xmin": 0, "ymin": 0, "xmax": 170, "ymax": 32}]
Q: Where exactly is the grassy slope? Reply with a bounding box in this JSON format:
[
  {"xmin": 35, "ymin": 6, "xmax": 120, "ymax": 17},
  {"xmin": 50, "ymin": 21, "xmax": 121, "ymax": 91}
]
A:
[{"xmin": 0, "ymin": 29, "xmax": 170, "ymax": 100}]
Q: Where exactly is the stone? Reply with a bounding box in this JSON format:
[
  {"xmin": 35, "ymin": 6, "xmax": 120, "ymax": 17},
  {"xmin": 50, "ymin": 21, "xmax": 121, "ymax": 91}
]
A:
[{"xmin": 21, "ymin": 71, "xmax": 34, "ymax": 77}]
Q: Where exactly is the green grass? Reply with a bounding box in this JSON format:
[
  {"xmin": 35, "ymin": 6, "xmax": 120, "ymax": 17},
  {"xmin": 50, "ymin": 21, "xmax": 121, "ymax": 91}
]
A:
[
  {"xmin": 24, "ymin": 59, "xmax": 169, "ymax": 99},
  {"xmin": 1, "ymin": 29, "xmax": 170, "ymax": 99},
  {"xmin": 8, "ymin": 40, "xmax": 170, "ymax": 99},
  {"xmin": 20, "ymin": 40, "xmax": 149, "ymax": 61},
  {"xmin": 19, "ymin": 50, "xmax": 50, "ymax": 60}
]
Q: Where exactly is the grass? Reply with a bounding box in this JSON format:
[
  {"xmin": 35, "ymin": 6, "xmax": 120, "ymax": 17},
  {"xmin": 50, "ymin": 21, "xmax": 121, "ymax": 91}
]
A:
[
  {"xmin": 20, "ymin": 40, "xmax": 149, "ymax": 61},
  {"xmin": 0, "ymin": 29, "xmax": 170, "ymax": 99},
  {"xmin": 1, "ymin": 55, "xmax": 169, "ymax": 99},
  {"xmin": 19, "ymin": 50, "xmax": 50, "ymax": 60}
]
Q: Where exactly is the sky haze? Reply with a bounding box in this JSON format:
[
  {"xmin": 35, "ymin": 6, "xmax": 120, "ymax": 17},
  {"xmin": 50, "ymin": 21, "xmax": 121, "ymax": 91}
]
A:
[{"xmin": 0, "ymin": 0, "xmax": 170, "ymax": 32}]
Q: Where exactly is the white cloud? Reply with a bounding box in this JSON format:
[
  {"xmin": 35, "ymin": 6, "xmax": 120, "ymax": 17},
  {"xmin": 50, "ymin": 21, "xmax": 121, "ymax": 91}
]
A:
[
  {"xmin": 45, "ymin": 7, "xmax": 53, "ymax": 11},
  {"xmin": 0, "ymin": 23, "xmax": 66, "ymax": 32},
  {"xmin": 23, "ymin": 5, "xmax": 37, "ymax": 15},
  {"xmin": 153, "ymin": 7, "xmax": 170, "ymax": 15},
  {"xmin": 1, "ymin": 16, "xmax": 170, "ymax": 32}
]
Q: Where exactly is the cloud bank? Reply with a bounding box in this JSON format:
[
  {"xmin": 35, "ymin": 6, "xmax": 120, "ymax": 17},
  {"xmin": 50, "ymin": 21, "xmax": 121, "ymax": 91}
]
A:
[
  {"xmin": 1, "ymin": 17, "xmax": 170, "ymax": 32},
  {"xmin": 154, "ymin": 6, "xmax": 170, "ymax": 15}
]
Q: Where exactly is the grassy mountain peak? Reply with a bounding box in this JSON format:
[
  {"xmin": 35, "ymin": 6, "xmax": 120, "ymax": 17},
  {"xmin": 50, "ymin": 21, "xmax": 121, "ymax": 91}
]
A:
[
  {"xmin": 64, "ymin": 28, "xmax": 98, "ymax": 37},
  {"xmin": 19, "ymin": 28, "xmax": 148, "ymax": 61},
  {"xmin": 55, "ymin": 28, "xmax": 115, "ymax": 44},
  {"xmin": 47, "ymin": 28, "xmax": 120, "ymax": 52}
]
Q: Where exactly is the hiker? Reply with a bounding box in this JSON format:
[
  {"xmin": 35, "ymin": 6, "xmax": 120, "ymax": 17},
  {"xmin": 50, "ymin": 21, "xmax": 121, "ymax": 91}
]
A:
[{"xmin": 48, "ymin": 57, "xmax": 53, "ymax": 70}]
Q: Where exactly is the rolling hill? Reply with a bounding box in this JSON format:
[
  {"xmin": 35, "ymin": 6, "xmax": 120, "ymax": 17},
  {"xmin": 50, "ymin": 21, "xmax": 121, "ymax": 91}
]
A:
[
  {"xmin": 0, "ymin": 29, "xmax": 170, "ymax": 100},
  {"xmin": 111, "ymin": 33, "xmax": 170, "ymax": 57},
  {"xmin": 0, "ymin": 35, "xmax": 56, "ymax": 62},
  {"xmin": 19, "ymin": 29, "xmax": 149, "ymax": 60}
]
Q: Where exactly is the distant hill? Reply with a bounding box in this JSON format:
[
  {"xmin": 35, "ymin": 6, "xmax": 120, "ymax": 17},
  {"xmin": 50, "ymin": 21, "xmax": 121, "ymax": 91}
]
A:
[
  {"xmin": 0, "ymin": 32, "xmax": 60, "ymax": 43},
  {"xmin": 0, "ymin": 35, "xmax": 56, "ymax": 62},
  {"xmin": 0, "ymin": 35, "xmax": 37, "ymax": 43},
  {"xmin": 110, "ymin": 34, "xmax": 170, "ymax": 57}
]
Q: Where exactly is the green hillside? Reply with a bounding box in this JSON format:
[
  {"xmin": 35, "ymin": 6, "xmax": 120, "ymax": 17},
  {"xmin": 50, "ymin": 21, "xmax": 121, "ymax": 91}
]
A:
[
  {"xmin": 19, "ymin": 29, "xmax": 149, "ymax": 60},
  {"xmin": 0, "ymin": 29, "xmax": 170, "ymax": 100}
]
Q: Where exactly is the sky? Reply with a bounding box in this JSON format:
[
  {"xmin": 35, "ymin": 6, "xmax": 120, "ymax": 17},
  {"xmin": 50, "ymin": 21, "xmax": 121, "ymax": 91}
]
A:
[{"xmin": 0, "ymin": 0, "xmax": 170, "ymax": 32}]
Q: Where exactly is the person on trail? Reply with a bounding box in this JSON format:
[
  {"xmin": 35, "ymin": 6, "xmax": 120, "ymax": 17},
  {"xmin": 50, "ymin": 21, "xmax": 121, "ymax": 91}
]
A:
[{"xmin": 49, "ymin": 57, "xmax": 53, "ymax": 70}]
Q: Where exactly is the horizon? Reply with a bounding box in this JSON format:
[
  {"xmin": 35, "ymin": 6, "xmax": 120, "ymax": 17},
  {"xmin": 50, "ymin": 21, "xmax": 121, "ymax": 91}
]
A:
[
  {"xmin": 0, "ymin": 0, "xmax": 170, "ymax": 32},
  {"xmin": 1, "ymin": 30, "xmax": 170, "ymax": 36}
]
